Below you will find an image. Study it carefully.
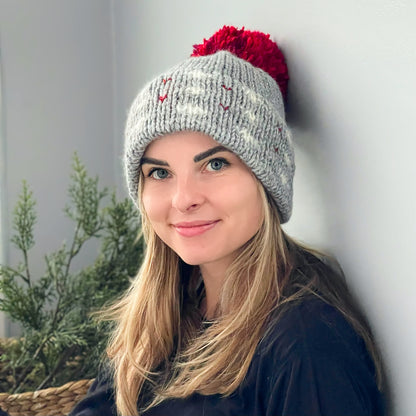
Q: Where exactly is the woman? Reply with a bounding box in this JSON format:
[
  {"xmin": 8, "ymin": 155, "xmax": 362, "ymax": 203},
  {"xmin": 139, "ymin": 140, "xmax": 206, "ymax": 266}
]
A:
[{"xmin": 70, "ymin": 26, "xmax": 385, "ymax": 416}]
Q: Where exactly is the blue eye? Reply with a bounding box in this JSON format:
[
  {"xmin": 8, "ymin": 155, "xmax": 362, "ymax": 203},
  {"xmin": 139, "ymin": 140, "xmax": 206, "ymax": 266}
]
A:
[
  {"xmin": 150, "ymin": 168, "xmax": 169, "ymax": 179},
  {"xmin": 207, "ymin": 158, "xmax": 228, "ymax": 171}
]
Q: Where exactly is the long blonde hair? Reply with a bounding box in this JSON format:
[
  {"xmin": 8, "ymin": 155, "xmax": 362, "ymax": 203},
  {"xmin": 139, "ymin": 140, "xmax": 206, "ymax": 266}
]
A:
[{"xmin": 104, "ymin": 182, "xmax": 382, "ymax": 415}]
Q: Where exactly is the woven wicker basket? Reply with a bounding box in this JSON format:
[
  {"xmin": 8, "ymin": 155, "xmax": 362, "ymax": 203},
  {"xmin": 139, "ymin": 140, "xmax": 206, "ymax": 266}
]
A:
[{"xmin": 0, "ymin": 379, "xmax": 94, "ymax": 416}]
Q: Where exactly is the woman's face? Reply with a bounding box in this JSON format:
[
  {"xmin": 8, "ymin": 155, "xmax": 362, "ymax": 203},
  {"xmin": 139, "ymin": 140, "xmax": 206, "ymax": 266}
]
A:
[{"xmin": 141, "ymin": 131, "xmax": 263, "ymax": 271}]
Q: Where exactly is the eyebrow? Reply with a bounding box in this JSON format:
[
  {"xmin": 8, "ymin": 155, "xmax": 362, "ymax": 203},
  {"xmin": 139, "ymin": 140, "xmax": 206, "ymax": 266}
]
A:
[
  {"xmin": 193, "ymin": 145, "xmax": 230, "ymax": 162},
  {"xmin": 140, "ymin": 157, "xmax": 169, "ymax": 166},
  {"xmin": 141, "ymin": 145, "xmax": 231, "ymax": 166}
]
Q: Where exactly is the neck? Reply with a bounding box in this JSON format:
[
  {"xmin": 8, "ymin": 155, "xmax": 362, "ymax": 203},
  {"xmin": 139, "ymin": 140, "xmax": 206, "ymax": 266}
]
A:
[{"xmin": 199, "ymin": 263, "xmax": 228, "ymax": 319}]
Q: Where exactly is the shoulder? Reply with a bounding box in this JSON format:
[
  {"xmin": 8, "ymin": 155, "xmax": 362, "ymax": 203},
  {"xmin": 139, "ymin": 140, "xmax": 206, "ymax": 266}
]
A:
[
  {"xmin": 68, "ymin": 366, "xmax": 115, "ymax": 416},
  {"xmin": 253, "ymin": 296, "xmax": 385, "ymax": 416},
  {"xmin": 260, "ymin": 296, "xmax": 364, "ymax": 358}
]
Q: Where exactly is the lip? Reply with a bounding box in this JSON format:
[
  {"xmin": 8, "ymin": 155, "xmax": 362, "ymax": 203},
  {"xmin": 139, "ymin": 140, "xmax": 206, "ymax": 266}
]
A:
[{"xmin": 172, "ymin": 220, "xmax": 220, "ymax": 237}]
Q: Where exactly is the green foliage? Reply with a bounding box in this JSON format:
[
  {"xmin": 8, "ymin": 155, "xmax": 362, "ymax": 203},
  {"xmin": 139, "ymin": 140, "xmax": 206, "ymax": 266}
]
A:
[{"xmin": 0, "ymin": 154, "xmax": 143, "ymax": 393}]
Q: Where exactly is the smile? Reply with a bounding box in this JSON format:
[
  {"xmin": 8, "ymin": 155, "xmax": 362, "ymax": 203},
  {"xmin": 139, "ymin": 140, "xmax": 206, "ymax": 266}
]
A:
[{"xmin": 173, "ymin": 220, "xmax": 220, "ymax": 237}]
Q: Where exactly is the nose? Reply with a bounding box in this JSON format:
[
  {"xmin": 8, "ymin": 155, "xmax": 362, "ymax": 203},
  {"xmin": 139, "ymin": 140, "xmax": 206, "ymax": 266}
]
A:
[{"xmin": 171, "ymin": 175, "xmax": 204, "ymax": 213}]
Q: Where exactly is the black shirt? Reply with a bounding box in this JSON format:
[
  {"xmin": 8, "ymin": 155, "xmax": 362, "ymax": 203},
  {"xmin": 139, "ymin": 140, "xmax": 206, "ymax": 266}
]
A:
[{"xmin": 69, "ymin": 297, "xmax": 385, "ymax": 416}]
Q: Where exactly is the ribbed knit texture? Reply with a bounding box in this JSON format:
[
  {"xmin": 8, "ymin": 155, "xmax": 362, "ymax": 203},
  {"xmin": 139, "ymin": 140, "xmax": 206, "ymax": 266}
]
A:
[{"xmin": 124, "ymin": 50, "xmax": 295, "ymax": 223}]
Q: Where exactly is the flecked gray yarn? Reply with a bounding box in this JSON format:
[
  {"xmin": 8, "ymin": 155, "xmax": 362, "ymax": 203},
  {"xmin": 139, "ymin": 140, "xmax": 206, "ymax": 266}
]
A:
[{"xmin": 124, "ymin": 50, "xmax": 295, "ymax": 223}]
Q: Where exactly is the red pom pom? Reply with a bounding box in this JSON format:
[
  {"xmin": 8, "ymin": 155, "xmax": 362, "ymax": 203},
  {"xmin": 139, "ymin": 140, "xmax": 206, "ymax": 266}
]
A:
[{"xmin": 192, "ymin": 26, "xmax": 289, "ymax": 100}]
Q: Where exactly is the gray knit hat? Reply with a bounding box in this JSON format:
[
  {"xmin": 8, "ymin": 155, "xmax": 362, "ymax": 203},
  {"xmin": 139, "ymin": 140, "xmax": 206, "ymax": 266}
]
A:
[{"xmin": 124, "ymin": 27, "xmax": 295, "ymax": 223}]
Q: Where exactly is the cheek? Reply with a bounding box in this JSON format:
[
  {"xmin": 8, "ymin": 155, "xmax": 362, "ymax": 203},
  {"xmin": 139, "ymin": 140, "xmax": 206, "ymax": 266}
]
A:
[
  {"xmin": 245, "ymin": 190, "xmax": 264, "ymax": 229},
  {"xmin": 141, "ymin": 192, "xmax": 151, "ymax": 217},
  {"xmin": 141, "ymin": 188, "xmax": 166, "ymax": 224},
  {"xmin": 225, "ymin": 180, "xmax": 264, "ymax": 226}
]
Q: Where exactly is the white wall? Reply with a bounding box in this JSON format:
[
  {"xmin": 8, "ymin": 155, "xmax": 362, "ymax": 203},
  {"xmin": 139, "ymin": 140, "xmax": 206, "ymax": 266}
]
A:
[
  {"xmin": 1, "ymin": 0, "xmax": 415, "ymax": 414},
  {"xmin": 0, "ymin": 0, "xmax": 118, "ymax": 334}
]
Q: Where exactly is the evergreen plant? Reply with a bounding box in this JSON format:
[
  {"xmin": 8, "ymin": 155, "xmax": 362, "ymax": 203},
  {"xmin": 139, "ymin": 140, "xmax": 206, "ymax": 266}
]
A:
[{"xmin": 0, "ymin": 154, "xmax": 143, "ymax": 393}]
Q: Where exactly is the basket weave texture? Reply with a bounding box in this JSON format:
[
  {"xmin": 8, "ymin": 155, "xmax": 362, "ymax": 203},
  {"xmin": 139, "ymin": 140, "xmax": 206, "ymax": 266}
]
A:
[{"xmin": 0, "ymin": 379, "xmax": 94, "ymax": 416}]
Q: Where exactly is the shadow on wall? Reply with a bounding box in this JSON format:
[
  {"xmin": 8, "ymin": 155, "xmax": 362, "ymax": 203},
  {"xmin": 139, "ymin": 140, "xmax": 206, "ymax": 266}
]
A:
[{"xmin": 281, "ymin": 62, "xmax": 332, "ymax": 249}]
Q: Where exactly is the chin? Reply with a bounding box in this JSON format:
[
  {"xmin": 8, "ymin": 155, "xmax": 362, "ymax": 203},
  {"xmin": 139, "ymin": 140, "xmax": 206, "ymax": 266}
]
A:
[
  {"xmin": 173, "ymin": 248, "xmax": 218, "ymax": 267},
  {"xmin": 176, "ymin": 253, "xmax": 207, "ymax": 266}
]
